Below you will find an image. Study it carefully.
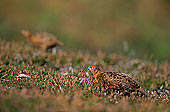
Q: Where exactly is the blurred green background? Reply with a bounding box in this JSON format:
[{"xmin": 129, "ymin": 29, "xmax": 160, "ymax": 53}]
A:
[{"xmin": 0, "ymin": 0, "xmax": 170, "ymax": 60}]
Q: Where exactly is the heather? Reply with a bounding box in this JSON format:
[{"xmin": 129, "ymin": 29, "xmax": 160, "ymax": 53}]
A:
[{"xmin": 0, "ymin": 40, "xmax": 169, "ymax": 112}]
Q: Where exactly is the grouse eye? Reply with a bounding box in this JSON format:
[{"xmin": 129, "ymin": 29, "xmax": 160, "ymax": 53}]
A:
[{"xmin": 92, "ymin": 67, "xmax": 95, "ymax": 69}]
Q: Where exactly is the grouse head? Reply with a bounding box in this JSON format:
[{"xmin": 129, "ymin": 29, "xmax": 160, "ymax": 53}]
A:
[
  {"xmin": 88, "ymin": 66, "xmax": 102, "ymax": 77},
  {"xmin": 21, "ymin": 30, "xmax": 31, "ymax": 38}
]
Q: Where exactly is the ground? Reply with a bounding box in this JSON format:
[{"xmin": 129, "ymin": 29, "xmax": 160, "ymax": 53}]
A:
[{"xmin": 0, "ymin": 40, "xmax": 169, "ymax": 112}]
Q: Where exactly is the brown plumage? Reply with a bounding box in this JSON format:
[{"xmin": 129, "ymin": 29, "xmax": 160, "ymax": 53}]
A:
[
  {"xmin": 88, "ymin": 66, "xmax": 146, "ymax": 96},
  {"xmin": 21, "ymin": 30, "xmax": 63, "ymax": 52}
]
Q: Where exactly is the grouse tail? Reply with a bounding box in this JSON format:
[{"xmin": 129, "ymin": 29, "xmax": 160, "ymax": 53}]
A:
[{"xmin": 137, "ymin": 87, "xmax": 148, "ymax": 97}]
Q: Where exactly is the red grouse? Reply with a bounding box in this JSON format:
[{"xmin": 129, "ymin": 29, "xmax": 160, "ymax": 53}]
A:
[
  {"xmin": 21, "ymin": 30, "xmax": 63, "ymax": 52},
  {"xmin": 88, "ymin": 66, "xmax": 145, "ymax": 96}
]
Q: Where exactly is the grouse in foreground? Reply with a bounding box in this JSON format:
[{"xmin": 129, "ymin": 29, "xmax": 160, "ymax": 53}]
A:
[{"xmin": 88, "ymin": 66, "xmax": 146, "ymax": 96}]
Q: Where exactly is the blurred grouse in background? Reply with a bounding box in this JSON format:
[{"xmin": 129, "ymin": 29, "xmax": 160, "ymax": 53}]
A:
[
  {"xmin": 21, "ymin": 30, "xmax": 63, "ymax": 53},
  {"xmin": 88, "ymin": 66, "xmax": 145, "ymax": 96}
]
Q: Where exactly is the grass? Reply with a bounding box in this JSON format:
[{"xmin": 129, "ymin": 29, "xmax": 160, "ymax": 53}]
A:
[
  {"xmin": 1, "ymin": 0, "xmax": 170, "ymax": 60},
  {"xmin": 0, "ymin": 40, "xmax": 169, "ymax": 112}
]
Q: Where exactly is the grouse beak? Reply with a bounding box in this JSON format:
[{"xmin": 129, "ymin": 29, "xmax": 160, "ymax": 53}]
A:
[{"xmin": 88, "ymin": 67, "xmax": 92, "ymax": 71}]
